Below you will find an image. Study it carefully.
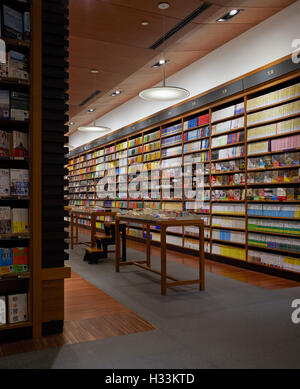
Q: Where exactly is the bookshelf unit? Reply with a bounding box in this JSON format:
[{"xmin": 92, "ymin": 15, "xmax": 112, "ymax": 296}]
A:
[
  {"xmin": 68, "ymin": 60, "xmax": 300, "ymax": 279},
  {"xmin": 0, "ymin": 0, "xmax": 70, "ymax": 341},
  {"xmin": 0, "ymin": 0, "xmax": 34, "ymax": 338}
]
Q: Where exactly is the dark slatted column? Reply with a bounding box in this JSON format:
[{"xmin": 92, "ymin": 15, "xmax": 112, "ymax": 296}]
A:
[{"xmin": 42, "ymin": 0, "xmax": 69, "ymax": 268}]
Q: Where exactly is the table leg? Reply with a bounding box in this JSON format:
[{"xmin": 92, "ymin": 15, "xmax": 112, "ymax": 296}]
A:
[
  {"xmin": 76, "ymin": 215, "xmax": 79, "ymax": 245},
  {"xmin": 199, "ymin": 225, "xmax": 205, "ymax": 291},
  {"xmin": 115, "ymin": 219, "xmax": 120, "ymax": 272},
  {"xmin": 91, "ymin": 213, "xmax": 96, "ymax": 248},
  {"xmin": 160, "ymin": 225, "xmax": 167, "ymax": 296},
  {"xmin": 121, "ymin": 225, "xmax": 126, "ymax": 262},
  {"xmin": 146, "ymin": 223, "xmax": 151, "ymax": 267},
  {"xmin": 70, "ymin": 212, "xmax": 73, "ymax": 250}
]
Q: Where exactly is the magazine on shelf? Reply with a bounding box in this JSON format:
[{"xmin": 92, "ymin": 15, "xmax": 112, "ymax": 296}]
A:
[
  {"xmin": 2, "ymin": 5, "xmax": 23, "ymax": 40},
  {"xmin": 10, "ymin": 168, "xmax": 29, "ymax": 197},
  {"xmin": 23, "ymin": 11, "xmax": 30, "ymax": 40},
  {"xmin": 11, "ymin": 207, "xmax": 28, "ymax": 233},
  {"xmin": 10, "ymin": 91, "xmax": 29, "ymax": 121},
  {"xmin": 0, "ymin": 130, "xmax": 9, "ymax": 157},
  {"xmin": 12, "ymin": 247, "xmax": 29, "ymax": 274},
  {"xmin": 8, "ymin": 293, "xmax": 28, "ymax": 323},
  {"xmin": 0, "ymin": 90, "xmax": 10, "ymax": 119},
  {"xmin": 12, "ymin": 130, "xmax": 28, "ymax": 158},
  {"xmin": 0, "ymin": 296, "xmax": 6, "ymax": 324},
  {"xmin": 0, "ymin": 247, "xmax": 12, "ymax": 276},
  {"xmin": 8, "ymin": 50, "xmax": 29, "ymax": 80},
  {"xmin": 0, "ymin": 169, "xmax": 10, "ymax": 197},
  {"xmin": 0, "ymin": 206, "xmax": 11, "ymax": 234}
]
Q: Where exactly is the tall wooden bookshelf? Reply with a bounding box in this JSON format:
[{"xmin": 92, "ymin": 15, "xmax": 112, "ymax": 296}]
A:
[
  {"xmin": 0, "ymin": 0, "xmax": 70, "ymax": 342},
  {"xmin": 67, "ymin": 59, "xmax": 300, "ymax": 280}
]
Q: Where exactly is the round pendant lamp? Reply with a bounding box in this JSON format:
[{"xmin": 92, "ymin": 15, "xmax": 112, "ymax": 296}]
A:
[{"xmin": 139, "ymin": 69, "xmax": 189, "ymax": 102}]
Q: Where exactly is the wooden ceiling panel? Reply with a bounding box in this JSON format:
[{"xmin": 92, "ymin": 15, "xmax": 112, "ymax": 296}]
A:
[
  {"xmin": 70, "ymin": 0, "xmax": 193, "ymax": 48},
  {"xmin": 214, "ymin": 0, "xmax": 296, "ymax": 7},
  {"xmin": 69, "ymin": 37, "xmax": 155, "ymax": 75},
  {"xmin": 167, "ymin": 22, "xmax": 254, "ymax": 52},
  {"xmin": 67, "ymin": 0, "xmax": 296, "ymax": 134},
  {"xmin": 98, "ymin": 0, "xmax": 206, "ymax": 19}
]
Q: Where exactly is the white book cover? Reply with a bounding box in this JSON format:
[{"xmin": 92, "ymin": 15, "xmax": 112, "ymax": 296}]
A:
[
  {"xmin": 0, "ymin": 169, "xmax": 10, "ymax": 196},
  {"xmin": 8, "ymin": 293, "xmax": 28, "ymax": 323},
  {"xmin": 0, "ymin": 296, "xmax": 6, "ymax": 325},
  {"xmin": 12, "ymin": 207, "xmax": 28, "ymax": 233},
  {"xmin": 0, "ymin": 206, "xmax": 11, "ymax": 234},
  {"xmin": 8, "ymin": 50, "xmax": 29, "ymax": 80},
  {"xmin": 10, "ymin": 168, "xmax": 29, "ymax": 197}
]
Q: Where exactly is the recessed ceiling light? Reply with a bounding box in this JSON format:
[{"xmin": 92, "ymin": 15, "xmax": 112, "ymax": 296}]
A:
[
  {"xmin": 158, "ymin": 2, "xmax": 170, "ymax": 10},
  {"xmin": 68, "ymin": 122, "xmax": 75, "ymax": 126},
  {"xmin": 111, "ymin": 90, "xmax": 122, "ymax": 96},
  {"xmin": 141, "ymin": 21, "xmax": 149, "ymax": 26},
  {"xmin": 90, "ymin": 69, "xmax": 99, "ymax": 73},
  {"xmin": 151, "ymin": 59, "xmax": 169, "ymax": 68},
  {"xmin": 88, "ymin": 108, "xmax": 96, "ymax": 112},
  {"xmin": 217, "ymin": 9, "xmax": 243, "ymax": 22}
]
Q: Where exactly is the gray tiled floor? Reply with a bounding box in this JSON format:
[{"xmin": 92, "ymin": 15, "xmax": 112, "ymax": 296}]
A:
[{"xmin": 0, "ymin": 243, "xmax": 299, "ymax": 369}]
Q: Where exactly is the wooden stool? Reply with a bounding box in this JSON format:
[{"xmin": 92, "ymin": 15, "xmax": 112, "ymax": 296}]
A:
[{"xmin": 83, "ymin": 247, "xmax": 106, "ymax": 264}]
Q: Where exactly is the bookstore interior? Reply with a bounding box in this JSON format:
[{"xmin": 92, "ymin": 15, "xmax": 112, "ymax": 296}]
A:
[{"xmin": 0, "ymin": 0, "xmax": 300, "ymax": 370}]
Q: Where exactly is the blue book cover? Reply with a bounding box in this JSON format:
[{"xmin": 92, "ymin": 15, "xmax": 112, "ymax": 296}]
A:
[{"xmin": 0, "ymin": 248, "xmax": 12, "ymax": 267}]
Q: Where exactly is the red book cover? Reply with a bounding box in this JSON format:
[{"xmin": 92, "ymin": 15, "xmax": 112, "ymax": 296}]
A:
[
  {"xmin": 0, "ymin": 130, "xmax": 9, "ymax": 157},
  {"xmin": 13, "ymin": 131, "xmax": 28, "ymax": 158}
]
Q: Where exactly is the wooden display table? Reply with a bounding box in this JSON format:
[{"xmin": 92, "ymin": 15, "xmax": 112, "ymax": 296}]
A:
[
  {"xmin": 69, "ymin": 208, "xmax": 116, "ymax": 249},
  {"xmin": 115, "ymin": 216, "xmax": 205, "ymax": 295}
]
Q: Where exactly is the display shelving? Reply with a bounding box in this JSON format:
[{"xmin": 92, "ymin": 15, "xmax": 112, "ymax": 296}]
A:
[{"xmin": 68, "ymin": 69, "xmax": 300, "ymax": 277}]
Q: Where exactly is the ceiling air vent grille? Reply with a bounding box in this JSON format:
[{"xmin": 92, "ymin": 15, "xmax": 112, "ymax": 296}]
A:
[
  {"xmin": 149, "ymin": 2, "xmax": 211, "ymax": 50},
  {"xmin": 78, "ymin": 90, "xmax": 101, "ymax": 107}
]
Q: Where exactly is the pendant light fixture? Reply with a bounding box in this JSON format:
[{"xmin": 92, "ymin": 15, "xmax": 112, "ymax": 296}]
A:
[
  {"xmin": 139, "ymin": 2, "xmax": 190, "ymax": 102},
  {"xmin": 78, "ymin": 69, "xmax": 112, "ymax": 133}
]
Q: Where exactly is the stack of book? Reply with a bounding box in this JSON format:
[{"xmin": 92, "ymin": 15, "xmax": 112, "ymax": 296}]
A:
[
  {"xmin": 247, "ymin": 83, "xmax": 300, "ymax": 112},
  {"xmin": 212, "ymin": 117, "xmax": 244, "ymax": 135},
  {"xmin": 211, "ymin": 102, "xmax": 244, "ymax": 123},
  {"xmin": 211, "ymin": 131, "xmax": 244, "ymax": 148},
  {"xmin": 247, "ymin": 100, "xmax": 300, "ymax": 126},
  {"xmin": 247, "ymin": 187, "xmax": 300, "ymax": 201},
  {"xmin": 161, "ymin": 123, "xmax": 182, "ymax": 137}
]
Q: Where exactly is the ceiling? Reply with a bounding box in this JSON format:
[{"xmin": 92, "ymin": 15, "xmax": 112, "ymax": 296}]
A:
[{"xmin": 67, "ymin": 0, "xmax": 296, "ymax": 136}]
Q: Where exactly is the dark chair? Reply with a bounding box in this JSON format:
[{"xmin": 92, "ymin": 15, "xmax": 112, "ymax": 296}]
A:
[
  {"xmin": 95, "ymin": 221, "xmax": 127, "ymax": 261},
  {"xmin": 83, "ymin": 247, "xmax": 106, "ymax": 264}
]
